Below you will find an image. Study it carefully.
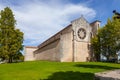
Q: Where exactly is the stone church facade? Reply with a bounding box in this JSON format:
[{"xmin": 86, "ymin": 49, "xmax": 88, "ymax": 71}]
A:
[{"xmin": 24, "ymin": 16, "xmax": 100, "ymax": 62}]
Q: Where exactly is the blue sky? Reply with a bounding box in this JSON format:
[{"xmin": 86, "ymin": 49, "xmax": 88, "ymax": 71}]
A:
[{"xmin": 0, "ymin": 0, "xmax": 120, "ymax": 46}]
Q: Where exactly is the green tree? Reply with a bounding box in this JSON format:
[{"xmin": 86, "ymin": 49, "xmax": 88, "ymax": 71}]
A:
[
  {"xmin": 13, "ymin": 52, "xmax": 24, "ymax": 62},
  {"xmin": 91, "ymin": 35, "xmax": 100, "ymax": 61},
  {"xmin": 0, "ymin": 7, "xmax": 24, "ymax": 63},
  {"xmin": 91, "ymin": 15, "xmax": 120, "ymax": 61},
  {"xmin": 100, "ymin": 17, "xmax": 120, "ymax": 61}
]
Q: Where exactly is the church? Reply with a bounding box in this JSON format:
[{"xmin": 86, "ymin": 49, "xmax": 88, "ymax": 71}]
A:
[{"xmin": 24, "ymin": 16, "xmax": 100, "ymax": 62}]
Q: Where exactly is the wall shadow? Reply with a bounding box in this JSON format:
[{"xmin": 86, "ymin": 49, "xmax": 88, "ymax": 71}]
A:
[
  {"xmin": 40, "ymin": 71, "xmax": 94, "ymax": 80},
  {"xmin": 75, "ymin": 64, "xmax": 120, "ymax": 70}
]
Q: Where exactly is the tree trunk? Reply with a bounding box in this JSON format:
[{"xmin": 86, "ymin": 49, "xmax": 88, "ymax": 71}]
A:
[
  {"xmin": 106, "ymin": 55, "xmax": 109, "ymax": 61},
  {"xmin": 11, "ymin": 57, "xmax": 13, "ymax": 63},
  {"xmin": 8, "ymin": 58, "xmax": 11, "ymax": 63},
  {"xmin": 8, "ymin": 57, "xmax": 13, "ymax": 63},
  {"xmin": 95, "ymin": 53, "xmax": 100, "ymax": 61}
]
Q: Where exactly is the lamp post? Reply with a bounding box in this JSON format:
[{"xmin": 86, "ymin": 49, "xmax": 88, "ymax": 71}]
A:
[
  {"xmin": 113, "ymin": 10, "xmax": 120, "ymax": 63},
  {"xmin": 113, "ymin": 10, "xmax": 120, "ymax": 19}
]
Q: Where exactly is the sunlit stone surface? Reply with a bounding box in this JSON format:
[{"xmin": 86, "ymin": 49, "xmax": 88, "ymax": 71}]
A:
[{"xmin": 95, "ymin": 70, "xmax": 120, "ymax": 80}]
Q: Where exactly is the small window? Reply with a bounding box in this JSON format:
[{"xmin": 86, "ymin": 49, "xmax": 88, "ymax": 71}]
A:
[
  {"xmin": 98, "ymin": 24, "xmax": 99, "ymax": 29},
  {"xmin": 90, "ymin": 32, "xmax": 92, "ymax": 39},
  {"xmin": 88, "ymin": 44, "xmax": 89, "ymax": 50}
]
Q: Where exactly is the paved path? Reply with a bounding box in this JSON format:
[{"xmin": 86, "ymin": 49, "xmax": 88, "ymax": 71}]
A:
[{"xmin": 95, "ymin": 69, "xmax": 120, "ymax": 80}]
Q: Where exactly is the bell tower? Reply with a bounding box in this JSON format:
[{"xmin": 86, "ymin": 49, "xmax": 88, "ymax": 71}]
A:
[{"xmin": 90, "ymin": 20, "xmax": 101, "ymax": 37}]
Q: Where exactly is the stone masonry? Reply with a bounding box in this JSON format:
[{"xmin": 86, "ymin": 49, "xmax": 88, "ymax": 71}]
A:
[{"xmin": 24, "ymin": 16, "xmax": 100, "ymax": 62}]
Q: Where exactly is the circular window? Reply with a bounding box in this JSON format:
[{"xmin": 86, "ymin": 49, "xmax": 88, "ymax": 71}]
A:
[{"xmin": 77, "ymin": 28, "xmax": 86, "ymax": 39}]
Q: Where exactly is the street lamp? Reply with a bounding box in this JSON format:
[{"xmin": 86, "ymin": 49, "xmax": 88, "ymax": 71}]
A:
[{"xmin": 113, "ymin": 10, "xmax": 120, "ymax": 19}]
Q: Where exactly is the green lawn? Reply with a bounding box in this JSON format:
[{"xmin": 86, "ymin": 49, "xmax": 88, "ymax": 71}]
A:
[{"xmin": 0, "ymin": 61, "xmax": 120, "ymax": 80}]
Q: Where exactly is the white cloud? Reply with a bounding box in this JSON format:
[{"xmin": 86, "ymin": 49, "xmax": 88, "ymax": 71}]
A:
[{"xmin": 0, "ymin": 0, "xmax": 96, "ymax": 46}]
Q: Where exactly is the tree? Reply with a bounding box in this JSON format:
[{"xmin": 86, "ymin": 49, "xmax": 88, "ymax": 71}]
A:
[
  {"xmin": 100, "ymin": 17, "xmax": 120, "ymax": 61},
  {"xmin": 0, "ymin": 7, "xmax": 24, "ymax": 63},
  {"xmin": 91, "ymin": 15, "xmax": 120, "ymax": 61},
  {"xmin": 91, "ymin": 35, "xmax": 100, "ymax": 61},
  {"xmin": 13, "ymin": 52, "xmax": 24, "ymax": 62}
]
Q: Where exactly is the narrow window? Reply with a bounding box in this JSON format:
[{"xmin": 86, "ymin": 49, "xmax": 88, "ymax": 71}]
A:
[
  {"xmin": 90, "ymin": 32, "xmax": 92, "ymax": 39},
  {"xmin": 98, "ymin": 24, "xmax": 99, "ymax": 29},
  {"xmin": 88, "ymin": 44, "xmax": 89, "ymax": 50}
]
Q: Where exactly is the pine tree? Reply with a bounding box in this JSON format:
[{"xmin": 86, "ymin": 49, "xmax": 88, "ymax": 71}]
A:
[{"xmin": 0, "ymin": 7, "xmax": 24, "ymax": 63}]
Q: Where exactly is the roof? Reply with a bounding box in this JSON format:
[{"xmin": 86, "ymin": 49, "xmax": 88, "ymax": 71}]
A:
[
  {"xmin": 37, "ymin": 24, "xmax": 72, "ymax": 49},
  {"xmin": 36, "ymin": 16, "xmax": 100, "ymax": 50},
  {"xmin": 90, "ymin": 20, "xmax": 101, "ymax": 24},
  {"xmin": 25, "ymin": 46, "xmax": 38, "ymax": 48}
]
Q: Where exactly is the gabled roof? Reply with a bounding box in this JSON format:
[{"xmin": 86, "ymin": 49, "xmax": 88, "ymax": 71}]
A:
[
  {"xmin": 90, "ymin": 20, "xmax": 101, "ymax": 25},
  {"xmin": 71, "ymin": 15, "xmax": 90, "ymax": 24},
  {"xmin": 25, "ymin": 46, "xmax": 38, "ymax": 48},
  {"xmin": 37, "ymin": 24, "xmax": 72, "ymax": 49}
]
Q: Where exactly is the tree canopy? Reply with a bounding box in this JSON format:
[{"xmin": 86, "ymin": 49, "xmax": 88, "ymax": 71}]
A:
[
  {"xmin": 0, "ymin": 7, "xmax": 24, "ymax": 63},
  {"xmin": 91, "ymin": 14, "xmax": 120, "ymax": 61}
]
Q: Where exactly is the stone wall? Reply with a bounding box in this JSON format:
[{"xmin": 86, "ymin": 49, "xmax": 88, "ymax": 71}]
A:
[
  {"xmin": 24, "ymin": 46, "xmax": 37, "ymax": 61},
  {"xmin": 71, "ymin": 16, "xmax": 92, "ymax": 62},
  {"xmin": 74, "ymin": 42, "xmax": 90, "ymax": 62},
  {"xmin": 35, "ymin": 39, "xmax": 61, "ymax": 61},
  {"xmin": 34, "ymin": 25, "xmax": 73, "ymax": 62},
  {"xmin": 60, "ymin": 27, "xmax": 73, "ymax": 62}
]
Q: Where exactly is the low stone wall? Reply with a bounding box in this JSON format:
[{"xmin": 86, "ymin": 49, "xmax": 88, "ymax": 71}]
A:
[
  {"xmin": 24, "ymin": 46, "xmax": 37, "ymax": 61},
  {"xmin": 95, "ymin": 70, "xmax": 120, "ymax": 80}
]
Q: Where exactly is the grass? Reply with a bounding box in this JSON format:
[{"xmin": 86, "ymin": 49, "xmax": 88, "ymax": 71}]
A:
[{"xmin": 0, "ymin": 61, "xmax": 120, "ymax": 80}]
